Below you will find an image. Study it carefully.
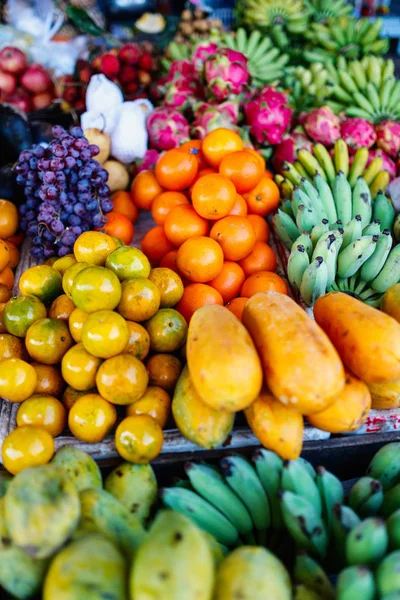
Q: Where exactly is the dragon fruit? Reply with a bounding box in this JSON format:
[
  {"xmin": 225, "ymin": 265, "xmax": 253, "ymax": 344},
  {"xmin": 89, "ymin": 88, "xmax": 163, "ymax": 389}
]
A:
[
  {"xmin": 205, "ymin": 48, "xmax": 249, "ymax": 102},
  {"xmin": 367, "ymin": 149, "xmax": 397, "ymax": 179},
  {"xmin": 167, "ymin": 59, "xmax": 194, "ymax": 81},
  {"xmin": 134, "ymin": 149, "xmax": 160, "ymax": 174},
  {"xmin": 245, "ymin": 87, "xmax": 293, "ymax": 146},
  {"xmin": 147, "ymin": 108, "xmax": 190, "ymax": 151},
  {"xmin": 376, "ymin": 120, "xmax": 400, "ymax": 158},
  {"xmin": 192, "ymin": 43, "xmax": 218, "ymax": 73},
  {"xmin": 340, "ymin": 118, "xmax": 377, "ymax": 153},
  {"xmin": 164, "ymin": 76, "xmax": 201, "ymax": 111},
  {"xmin": 304, "ymin": 107, "xmax": 341, "ymax": 146},
  {"xmin": 273, "ymin": 127, "xmax": 313, "ymax": 172},
  {"xmin": 192, "ymin": 100, "xmax": 240, "ymax": 139}
]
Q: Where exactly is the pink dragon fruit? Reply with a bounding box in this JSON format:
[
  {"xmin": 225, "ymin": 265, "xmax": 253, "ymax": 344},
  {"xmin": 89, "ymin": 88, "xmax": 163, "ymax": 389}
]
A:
[
  {"xmin": 376, "ymin": 120, "xmax": 400, "ymax": 158},
  {"xmin": 192, "ymin": 42, "xmax": 218, "ymax": 73},
  {"xmin": 204, "ymin": 48, "xmax": 249, "ymax": 102},
  {"xmin": 272, "ymin": 127, "xmax": 313, "ymax": 172},
  {"xmin": 245, "ymin": 87, "xmax": 293, "ymax": 146},
  {"xmin": 304, "ymin": 107, "xmax": 341, "ymax": 146},
  {"xmin": 164, "ymin": 76, "xmax": 202, "ymax": 111},
  {"xmin": 340, "ymin": 118, "xmax": 377, "ymax": 153},
  {"xmin": 134, "ymin": 149, "xmax": 160, "ymax": 175},
  {"xmin": 192, "ymin": 100, "xmax": 240, "ymax": 139},
  {"xmin": 147, "ymin": 108, "xmax": 190, "ymax": 151},
  {"xmin": 367, "ymin": 149, "xmax": 397, "ymax": 179},
  {"xmin": 167, "ymin": 59, "xmax": 194, "ymax": 81}
]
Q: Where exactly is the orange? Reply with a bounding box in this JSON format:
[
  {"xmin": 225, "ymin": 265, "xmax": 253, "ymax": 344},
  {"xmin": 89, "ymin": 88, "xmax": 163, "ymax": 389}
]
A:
[
  {"xmin": 105, "ymin": 246, "xmax": 151, "ymax": 281},
  {"xmin": 148, "ymin": 267, "xmax": 184, "ymax": 307},
  {"xmin": 19, "ymin": 265, "xmax": 62, "ymax": 304},
  {"xmin": 115, "ymin": 415, "xmax": 163, "ymax": 463},
  {"xmin": 0, "ymin": 358, "xmax": 37, "ymax": 402},
  {"xmin": 164, "ymin": 205, "xmax": 209, "ymax": 248},
  {"xmin": 100, "ymin": 211, "xmax": 134, "ymax": 245},
  {"xmin": 188, "ymin": 167, "xmax": 218, "ymax": 196},
  {"xmin": 210, "ymin": 216, "xmax": 256, "ymax": 261},
  {"xmin": 0, "ymin": 199, "xmax": 18, "ymax": 239},
  {"xmin": 0, "ymin": 283, "xmax": 12, "ymax": 303},
  {"xmin": 68, "ymin": 393, "xmax": 117, "ymax": 442},
  {"xmin": 25, "ymin": 318, "xmax": 73, "ymax": 365},
  {"xmin": 0, "ymin": 333, "xmax": 26, "ymax": 360},
  {"xmin": 0, "ymin": 266, "xmax": 14, "ymax": 289},
  {"xmin": 155, "ymin": 149, "xmax": 198, "ymax": 191},
  {"xmin": 146, "ymin": 354, "xmax": 182, "ymax": 391},
  {"xmin": 176, "ymin": 283, "xmax": 223, "ymax": 323},
  {"xmin": 141, "ymin": 226, "xmax": 175, "ymax": 267},
  {"xmin": 219, "ymin": 150, "xmax": 264, "ymax": 193},
  {"xmin": 239, "ymin": 242, "xmax": 277, "ymax": 276},
  {"xmin": 72, "ymin": 266, "xmax": 121, "ymax": 313},
  {"xmin": 176, "ymin": 236, "xmax": 224, "ymax": 283},
  {"xmin": 191, "ymin": 174, "xmax": 236, "ymax": 220},
  {"xmin": 62, "ymin": 386, "xmax": 95, "ymax": 411},
  {"xmin": 111, "ymin": 190, "xmax": 139, "ymax": 223},
  {"xmin": 229, "ymin": 194, "xmax": 248, "ymax": 216},
  {"xmin": 151, "ymin": 191, "xmax": 189, "ymax": 225},
  {"xmin": 202, "ymin": 128, "xmax": 243, "ymax": 168},
  {"xmin": 73, "ymin": 231, "xmax": 117, "ymax": 265},
  {"xmin": 241, "ymin": 271, "xmax": 288, "ymax": 297},
  {"xmin": 225, "ymin": 297, "xmax": 248, "ymax": 322},
  {"xmin": 265, "ymin": 169, "xmax": 273, "ymax": 179},
  {"xmin": 0, "ymin": 240, "xmax": 10, "ymax": 271},
  {"xmin": 16, "ymin": 394, "xmax": 67, "ymax": 437},
  {"xmin": 180, "ymin": 139, "xmax": 207, "ymax": 169},
  {"xmin": 2, "ymin": 426, "xmax": 54, "ymax": 474},
  {"xmin": 48, "ymin": 294, "xmax": 75, "ymax": 321},
  {"xmin": 209, "ymin": 262, "xmax": 246, "ymax": 304},
  {"xmin": 61, "ymin": 343, "xmax": 102, "ymax": 391},
  {"xmin": 2, "ymin": 295, "xmax": 47, "ymax": 338},
  {"xmin": 96, "ymin": 354, "xmax": 149, "ymax": 405},
  {"xmin": 245, "ymin": 148, "xmax": 266, "ymax": 171},
  {"xmin": 52, "ymin": 254, "xmax": 77, "ymax": 276},
  {"xmin": 159, "ymin": 249, "xmax": 179, "ymax": 273},
  {"xmin": 117, "ymin": 277, "xmax": 160, "ymax": 322},
  {"xmin": 82, "ymin": 310, "xmax": 129, "ymax": 359},
  {"xmin": 4, "ymin": 241, "xmax": 19, "ymax": 269},
  {"xmin": 62, "ymin": 262, "xmax": 90, "ymax": 298},
  {"xmin": 124, "ymin": 321, "xmax": 150, "ymax": 360},
  {"xmin": 243, "ymin": 176, "xmax": 280, "ymax": 216},
  {"xmin": 247, "ymin": 214, "xmax": 270, "ymax": 243},
  {"xmin": 131, "ymin": 170, "xmax": 164, "ymax": 211},
  {"xmin": 126, "ymin": 386, "xmax": 171, "ymax": 428},
  {"xmin": 68, "ymin": 307, "xmax": 89, "ymax": 343},
  {"xmin": 32, "ymin": 362, "xmax": 65, "ymax": 397},
  {"xmin": 145, "ymin": 308, "xmax": 187, "ymax": 352}
]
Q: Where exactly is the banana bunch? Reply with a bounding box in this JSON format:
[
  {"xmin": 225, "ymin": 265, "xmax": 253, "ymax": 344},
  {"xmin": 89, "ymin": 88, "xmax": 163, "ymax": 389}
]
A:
[
  {"xmin": 303, "ymin": 0, "xmax": 353, "ymax": 24},
  {"xmin": 284, "ymin": 62, "xmax": 333, "ymax": 112},
  {"xmin": 221, "ymin": 28, "xmax": 290, "ymax": 86},
  {"xmin": 304, "ymin": 16, "xmax": 389, "ymax": 64}
]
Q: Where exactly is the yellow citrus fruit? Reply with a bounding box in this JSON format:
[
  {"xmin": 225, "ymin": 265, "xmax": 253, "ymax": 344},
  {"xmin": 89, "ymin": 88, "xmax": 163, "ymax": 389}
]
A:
[
  {"xmin": 146, "ymin": 354, "xmax": 182, "ymax": 391},
  {"xmin": 0, "ymin": 240, "xmax": 10, "ymax": 272},
  {"xmin": 105, "ymin": 246, "xmax": 151, "ymax": 281},
  {"xmin": 61, "ymin": 386, "xmax": 96, "ymax": 411},
  {"xmin": 74, "ymin": 231, "xmax": 117, "ymax": 265},
  {"xmin": 72, "ymin": 266, "xmax": 121, "ymax": 313},
  {"xmin": 52, "ymin": 254, "xmax": 77, "ymax": 276},
  {"xmin": 144, "ymin": 308, "xmax": 187, "ymax": 353},
  {"xmin": 117, "ymin": 277, "xmax": 160, "ymax": 322},
  {"xmin": 2, "ymin": 425, "xmax": 54, "ymax": 475},
  {"xmin": 96, "ymin": 354, "xmax": 149, "ymax": 405},
  {"xmin": 148, "ymin": 268, "xmax": 184, "ymax": 307},
  {"xmin": 48, "ymin": 294, "xmax": 75, "ymax": 321},
  {"xmin": 81, "ymin": 310, "xmax": 129, "ymax": 359},
  {"xmin": 32, "ymin": 363, "xmax": 65, "ymax": 397},
  {"xmin": 68, "ymin": 308, "xmax": 89, "ymax": 343},
  {"xmin": 61, "ymin": 343, "xmax": 102, "ymax": 391},
  {"xmin": 0, "ymin": 333, "xmax": 27, "ymax": 360},
  {"xmin": 126, "ymin": 386, "xmax": 171, "ymax": 428},
  {"xmin": 115, "ymin": 415, "xmax": 163, "ymax": 463},
  {"xmin": 2, "ymin": 295, "xmax": 47, "ymax": 338},
  {"xmin": 124, "ymin": 322, "xmax": 150, "ymax": 361},
  {"xmin": 68, "ymin": 393, "xmax": 117, "ymax": 442},
  {"xmin": 25, "ymin": 318, "xmax": 73, "ymax": 365},
  {"xmin": 16, "ymin": 394, "xmax": 67, "ymax": 437},
  {"xmin": 0, "ymin": 358, "xmax": 37, "ymax": 402},
  {"xmin": 19, "ymin": 265, "xmax": 63, "ymax": 304},
  {"xmin": 62, "ymin": 262, "xmax": 90, "ymax": 298}
]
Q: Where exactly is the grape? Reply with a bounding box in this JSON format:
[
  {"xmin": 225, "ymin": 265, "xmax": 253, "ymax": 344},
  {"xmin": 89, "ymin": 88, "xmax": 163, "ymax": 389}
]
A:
[
  {"xmin": 87, "ymin": 200, "xmax": 98, "ymax": 211},
  {"xmin": 92, "ymin": 214, "xmax": 105, "ymax": 228},
  {"xmin": 98, "ymin": 185, "xmax": 110, "ymax": 197},
  {"xmin": 80, "ymin": 148, "xmax": 92, "ymax": 161},
  {"xmin": 89, "ymin": 144, "xmax": 100, "ymax": 157},
  {"xmin": 65, "ymin": 156, "xmax": 76, "ymax": 169},
  {"xmin": 74, "ymin": 203, "xmax": 86, "ymax": 217},
  {"xmin": 33, "ymin": 145, "xmax": 46, "ymax": 158},
  {"xmin": 58, "ymin": 245, "xmax": 70, "ymax": 257},
  {"xmin": 43, "ymin": 171, "xmax": 56, "ymax": 184},
  {"xmin": 68, "ymin": 148, "xmax": 80, "ymax": 159},
  {"xmin": 29, "ymin": 158, "xmax": 38, "ymax": 170},
  {"xmin": 16, "ymin": 174, "xmax": 27, "ymax": 185},
  {"xmin": 15, "ymin": 162, "xmax": 28, "ymax": 174},
  {"xmin": 71, "ymin": 226, "xmax": 82, "ymax": 236},
  {"xmin": 50, "ymin": 158, "xmax": 64, "ymax": 171},
  {"xmin": 19, "ymin": 150, "xmax": 32, "ymax": 162},
  {"xmin": 52, "ymin": 125, "xmax": 65, "ymax": 138},
  {"xmin": 37, "ymin": 158, "xmax": 50, "ymax": 171},
  {"xmin": 77, "ymin": 180, "xmax": 90, "ymax": 193},
  {"xmin": 53, "ymin": 145, "xmax": 67, "ymax": 158},
  {"xmin": 26, "ymin": 198, "xmax": 37, "ymax": 209},
  {"xmin": 46, "ymin": 186, "xmax": 58, "ymax": 200},
  {"xmin": 70, "ymin": 126, "xmax": 84, "ymax": 138},
  {"xmin": 101, "ymin": 200, "xmax": 113, "ymax": 212},
  {"xmin": 79, "ymin": 166, "xmax": 92, "ymax": 179},
  {"xmin": 31, "ymin": 246, "xmax": 44, "ymax": 258},
  {"xmin": 50, "ymin": 219, "xmax": 65, "ymax": 235},
  {"xmin": 43, "ymin": 246, "xmax": 55, "ymax": 258},
  {"xmin": 68, "ymin": 214, "xmax": 81, "ymax": 226},
  {"xmin": 98, "ymin": 170, "xmax": 109, "ymax": 182}
]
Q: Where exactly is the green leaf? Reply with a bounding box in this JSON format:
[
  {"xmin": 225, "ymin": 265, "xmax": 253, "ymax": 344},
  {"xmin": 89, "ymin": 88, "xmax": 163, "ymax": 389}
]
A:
[{"xmin": 66, "ymin": 7, "xmax": 105, "ymax": 36}]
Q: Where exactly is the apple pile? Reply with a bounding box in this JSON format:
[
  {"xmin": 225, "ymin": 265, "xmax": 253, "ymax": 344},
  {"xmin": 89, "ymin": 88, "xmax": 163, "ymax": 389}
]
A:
[{"xmin": 0, "ymin": 47, "xmax": 56, "ymax": 113}]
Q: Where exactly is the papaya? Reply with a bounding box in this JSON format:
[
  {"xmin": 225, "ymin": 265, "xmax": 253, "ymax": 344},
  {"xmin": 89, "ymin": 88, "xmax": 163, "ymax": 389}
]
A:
[
  {"xmin": 0, "ymin": 468, "xmax": 12, "ymax": 498},
  {"xmin": 130, "ymin": 510, "xmax": 214, "ymax": 600},
  {"xmin": 43, "ymin": 533, "xmax": 128, "ymax": 600},
  {"xmin": 314, "ymin": 292, "xmax": 400, "ymax": 384},
  {"xmin": 52, "ymin": 445, "xmax": 102, "ymax": 492},
  {"xmin": 76, "ymin": 488, "xmax": 146, "ymax": 558},
  {"xmin": 307, "ymin": 371, "xmax": 371, "ymax": 433},
  {"xmin": 4, "ymin": 464, "xmax": 80, "ymax": 559},
  {"xmin": 172, "ymin": 365, "xmax": 234, "ymax": 449},
  {"xmin": 187, "ymin": 305, "xmax": 262, "ymax": 412},
  {"xmin": 368, "ymin": 379, "xmax": 400, "ymax": 410},
  {"xmin": 242, "ymin": 292, "xmax": 345, "ymax": 415},
  {"xmin": 382, "ymin": 284, "xmax": 400, "ymax": 323},
  {"xmin": 214, "ymin": 546, "xmax": 291, "ymax": 600},
  {"xmin": 244, "ymin": 389, "xmax": 304, "ymax": 459},
  {"xmin": 105, "ymin": 462, "xmax": 157, "ymax": 523},
  {"xmin": 0, "ymin": 498, "xmax": 48, "ymax": 600}
]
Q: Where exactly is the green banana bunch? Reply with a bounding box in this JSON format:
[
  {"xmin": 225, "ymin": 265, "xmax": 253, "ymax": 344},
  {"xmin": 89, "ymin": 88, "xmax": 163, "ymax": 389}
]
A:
[
  {"xmin": 336, "ymin": 565, "xmax": 376, "ymax": 600},
  {"xmin": 280, "ymin": 490, "xmax": 328, "ymax": 558},
  {"xmin": 293, "ymin": 553, "xmax": 335, "ymax": 599},
  {"xmin": 346, "ymin": 517, "xmax": 388, "ymax": 566},
  {"xmin": 253, "ymin": 449, "xmax": 283, "ymax": 530},
  {"xmin": 367, "ymin": 443, "xmax": 400, "ymax": 491},
  {"xmin": 283, "ymin": 63, "xmax": 333, "ymax": 112},
  {"xmin": 387, "ymin": 509, "xmax": 400, "ymax": 550},
  {"xmin": 376, "ymin": 550, "xmax": 400, "ymax": 596},
  {"xmin": 348, "ymin": 476, "xmax": 384, "ymax": 517},
  {"xmin": 304, "ymin": 0, "xmax": 353, "ymax": 24},
  {"xmin": 382, "ymin": 485, "xmax": 400, "ymax": 518}
]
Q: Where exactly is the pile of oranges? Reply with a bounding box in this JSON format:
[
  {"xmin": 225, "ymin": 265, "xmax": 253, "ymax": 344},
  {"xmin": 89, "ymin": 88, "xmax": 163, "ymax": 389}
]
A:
[
  {"xmin": 0, "ymin": 199, "xmax": 22, "ymax": 311},
  {"xmin": 130, "ymin": 128, "xmax": 287, "ymax": 323}
]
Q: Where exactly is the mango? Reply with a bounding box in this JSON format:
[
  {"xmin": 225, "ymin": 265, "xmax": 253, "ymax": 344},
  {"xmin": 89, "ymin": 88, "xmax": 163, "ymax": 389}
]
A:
[
  {"xmin": 130, "ymin": 510, "xmax": 214, "ymax": 600},
  {"xmin": 369, "ymin": 379, "xmax": 400, "ymax": 410},
  {"xmin": 52, "ymin": 445, "xmax": 102, "ymax": 492},
  {"xmin": 0, "ymin": 468, "xmax": 12, "ymax": 498},
  {"xmin": 172, "ymin": 365, "xmax": 234, "ymax": 449},
  {"xmin": 5, "ymin": 464, "xmax": 80, "ymax": 559},
  {"xmin": 105, "ymin": 462, "xmax": 157, "ymax": 523},
  {"xmin": 43, "ymin": 533, "xmax": 128, "ymax": 600},
  {"xmin": 382, "ymin": 284, "xmax": 400, "ymax": 323},
  {"xmin": 187, "ymin": 305, "xmax": 262, "ymax": 412},
  {"xmin": 214, "ymin": 546, "xmax": 291, "ymax": 600}
]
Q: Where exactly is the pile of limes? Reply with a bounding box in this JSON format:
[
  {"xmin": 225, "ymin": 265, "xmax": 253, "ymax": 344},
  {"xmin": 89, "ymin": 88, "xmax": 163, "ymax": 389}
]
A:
[{"xmin": 0, "ymin": 231, "xmax": 187, "ymax": 474}]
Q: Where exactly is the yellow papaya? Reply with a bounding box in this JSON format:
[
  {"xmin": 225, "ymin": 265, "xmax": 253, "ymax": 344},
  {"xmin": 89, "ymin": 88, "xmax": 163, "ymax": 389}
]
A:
[
  {"xmin": 187, "ymin": 305, "xmax": 262, "ymax": 412},
  {"xmin": 242, "ymin": 292, "xmax": 345, "ymax": 415},
  {"xmin": 172, "ymin": 365, "xmax": 234, "ymax": 449},
  {"xmin": 307, "ymin": 371, "xmax": 371, "ymax": 433},
  {"xmin": 368, "ymin": 379, "xmax": 400, "ymax": 410},
  {"xmin": 381, "ymin": 284, "xmax": 400, "ymax": 323},
  {"xmin": 244, "ymin": 389, "xmax": 304, "ymax": 460},
  {"xmin": 52, "ymin": 445, "xmax": 102, "ymax": 492},
  {"xmin": 314, "ymin": 292, "xmax": 400, "ymax": 383},
  {"xmin": 104, "ymin": 462, "xmax": 157, "ymax": 523}
]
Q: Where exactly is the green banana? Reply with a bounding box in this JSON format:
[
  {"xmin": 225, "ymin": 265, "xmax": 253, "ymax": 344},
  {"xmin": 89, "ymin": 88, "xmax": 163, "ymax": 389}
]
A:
[
  {"xmin": 360, "ymin": 229, "xmax": 393, "ymax": 282},
  {"xmin": 337, "ymin": 235, "xmax": 378, "ymax": 278},
  {"xmin": 332, "ymin": 504, "xmax": 361, "ymax": 568},
  {"xmin": 342, "ymin": 215, "xmax": 363, "ymax": 250},
  {"xmin": 387, "ymin": 509, "xmax": 400, "ymax": 550},
  {"xmin": 272, "ymin": 210, "xmax": 300, "ymax": 250},
  {"xmin": 372, "ymin": 192, "xmax": 395, "ymax": 231},
  {"xmin": 316, "ymin": 467, "xmax": 344, "ymax": 534},
  {"xmin": 281, "ymin": 197, "xmax": 295, "ymax": 218},
  {"xmin": 288, "ymin": 245, "xmax": 311, "ymax": 290},
  {"xmin": 334, "ymin": 139, "xmax": 349, "ymax": 178},
  {"xmin": 363, "ymin": 220, "xmax": 382, "ymax": 235},
  {"xmin": 295, "ymin": 161, "xmax": 313, "ymax": 182},
  {"xmin": 336, "ymin": 566, "xmax": 376, "ymax": 600},
  {"xmin": 382, "ymin": 485, "xmax": 400, "ymax": 518},
  {"xmin": 367, "ymin": 443, "xmax": 400, "ymax": 491},
  {"xmin": 351, "ymin": 177, "xmax": 372, "ymax": 229},
  {"xmin": 310, "ymin": 220, "xmax": 330, "ymax": 246},
  {"xmin": 281, "ymin": 460, "xmax": 322, "ymax": 516},
  {"xmin": 376, "ymin": 550, "xmax": 400, "ymax": 596},
  {"xmin": 297, "ymin": 458, "xmax": 316, "ymax": 481},
  {"xmin": 346, "ymin": 517, "xmax": 388, "ymax": 566},
  {"xmin": 293, "ymin": 553, "xmax": 334, "ymax": 599},
  {"xmin": 300, "ymin": 179, "xmax": 327, "ymax": 221},
  {"xmin": 282, "ymin": 161, "xmax": 303, "ymax": 186},
  {"xmin": 314, "ymin": 173, "xmax": 337, "ymax": 224},
  {"xmin": 348, "ymin": 476, "xmax": 384, "ymax": 517},
  {"xmin": 393, "ymin": 214, "xmax": 400, "ymax": 243},
  {"xmin": 363, "ymin": 156, "xmax": 383, "ymax": 186},
  {"xmin": 293, "ymin": 584, "xmax": 324, "ymax": 599},
  {"xmin": 332, "ymin": 220, "xmax": 344, "ymax": 231},
  {"xmin": 291, "ymin": 232, "xmax": 314, "ymax": 258},
  {"xmin": 371, "ymin": 245, "xmax": 400, "ymax": 293},
  {"xmin": 298, "ymin": 149, "xmax": 327, "ymax": 180},
  {"xmin": 313, "ymin": 233, "xmax": 341, "ymax": 287},
  {"xmin": 300, "ymin": 256, "xmax": 328, "ymax": 306},
  {"xmin": 348, "ymin": 149, "xmax": 369, "ymax": 188},
  {"xmin": 334, "ymin": 171, "xmax": 352, "ymax": 226},
  {"xmin": 296, "ymin": 204, "xmax": 319, "ymax": 233},
  {"xmin": 313, "ymin": 144, "xmax": 336, "ymax": 186},
  {"xmin": 253, "ymin": 449, "xmax": 283, "ymax": 530},
  {"xmin": 292, "ymin": 187, "xmax": 314, "ymax": 218},
  {"xmin": 280, "ymin": 491, "xmax": 328, "ymax": 558}
]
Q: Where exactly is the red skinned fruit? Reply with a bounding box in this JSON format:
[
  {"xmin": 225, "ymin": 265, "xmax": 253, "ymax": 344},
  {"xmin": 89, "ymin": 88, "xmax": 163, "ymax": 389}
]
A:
[
  {"xmin": 101, "ymin": 54, "xmax": 120, "ymax": 79},
  {"xmin": 5, "ymin": 90, "xmax": 32, "ymax": 112},
  {"xmin": 119, "ymin": 65, "xmax": 137, "ymax": 84},
  {"xmin": 0, "ymin": 47, "xmax": 27, "ymax": 75},
  {"xmin": 20, "ymin": 64, "xmax": 53, "ymax": 94},
  {"xmin": 119, "ymin": 43, "xmax": 141, "ymax": 65},
  {"xmin": 0, "ymin": 70, "xmax": 17, "ymax": 96},
  {"xmin": 32, "ymin": 92, "xmax": 53, "ymax": 111},
  {"xmin": 138, "ymin": 53, "xmax": 153, "ymax": 71}
]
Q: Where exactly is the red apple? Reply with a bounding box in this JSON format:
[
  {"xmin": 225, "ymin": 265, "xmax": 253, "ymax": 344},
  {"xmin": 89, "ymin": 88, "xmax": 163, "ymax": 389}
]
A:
[
  {"xmin": 0, "ymin": 70, "xmax": 17, "ymax": 95},
  {"xmin": 0, "ymin": 46, "xmax": 27, "ymax": 75},
  {"xmin": 119, "ymin": 43, "xmax": 141, "ymax": 65},
  {"xmin": 100, "ymin": 54, "xmax": 120, "ymax": 79},
  {"xmin": 32, "ymin": 92, "xmax": 53, "ymax": 111},
  {"xmin": 119, "ymin": 65, "xmax": 137, "ymax": 85},
  {"xmin": 138, "ymin": 53, "xmax": 153, "ymax": 71},
  {"xmin": 21, "ymin": 64, "xmax": 53, "ymax": 94},
  {"xmin": 5, "ymin": 90, "xmax": 32, "ymax": 112}
]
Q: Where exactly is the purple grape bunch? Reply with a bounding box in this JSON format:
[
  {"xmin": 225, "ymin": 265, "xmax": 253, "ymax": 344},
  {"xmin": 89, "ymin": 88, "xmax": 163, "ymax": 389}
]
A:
[{"xmin": 15, "ymin": 125, "xmax": 114, "ymax": 259}]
